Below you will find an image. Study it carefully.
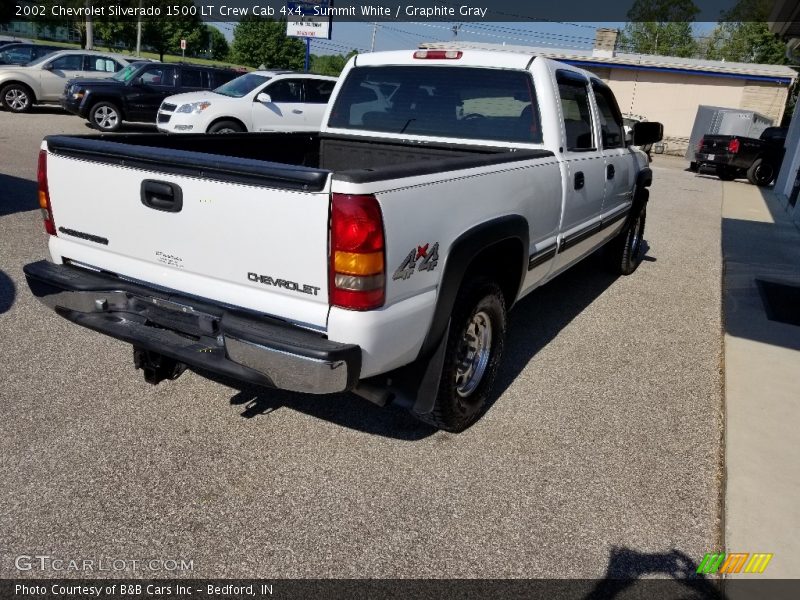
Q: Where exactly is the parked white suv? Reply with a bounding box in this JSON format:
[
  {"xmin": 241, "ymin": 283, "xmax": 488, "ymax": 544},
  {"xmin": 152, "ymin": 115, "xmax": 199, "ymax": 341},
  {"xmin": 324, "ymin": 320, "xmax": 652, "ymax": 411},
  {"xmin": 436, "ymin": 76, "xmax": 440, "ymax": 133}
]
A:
[
  {"xmin": 0, "ymin": 49, "xmax": 133, "ymax": 113},
  {"xmin": 157, "ymin": 70, "xmax": 337, "ymax": 133}
]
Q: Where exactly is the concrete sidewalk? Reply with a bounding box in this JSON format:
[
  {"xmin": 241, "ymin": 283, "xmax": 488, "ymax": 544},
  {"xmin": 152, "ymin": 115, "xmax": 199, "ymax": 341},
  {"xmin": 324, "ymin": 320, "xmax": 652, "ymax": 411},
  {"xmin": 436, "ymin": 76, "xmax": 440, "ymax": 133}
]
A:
[{"xmin": 721, "ymin": 180, "xmax": 800, "ymax": 581}]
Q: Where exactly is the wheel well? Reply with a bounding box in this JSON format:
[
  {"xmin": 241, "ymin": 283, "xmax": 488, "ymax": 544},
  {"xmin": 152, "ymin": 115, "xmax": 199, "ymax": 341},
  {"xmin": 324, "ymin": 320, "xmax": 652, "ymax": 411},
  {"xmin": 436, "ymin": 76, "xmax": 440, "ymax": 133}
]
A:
[
  {"xmin": 1, "ymin": 81, "xmax": 36, "ymax": 102},
  {"xmin": 464, "ymin": 238, "xmax": 525, "ymax": 308},
  {"xmin": 207, "ymin": 116, "xmax": 247, "ymax": 132},
  {"xmin": 90, "ymin": 98, "xmax": 124, "ymax": 118}
]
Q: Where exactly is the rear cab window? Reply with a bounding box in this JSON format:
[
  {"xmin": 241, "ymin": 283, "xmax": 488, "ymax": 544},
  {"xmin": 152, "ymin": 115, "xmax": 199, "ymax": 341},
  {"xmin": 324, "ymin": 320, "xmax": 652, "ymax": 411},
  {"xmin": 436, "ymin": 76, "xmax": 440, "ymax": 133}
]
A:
[{"xmin": 327, "ymin": 65, "xmax": 543, "ymax": 144}]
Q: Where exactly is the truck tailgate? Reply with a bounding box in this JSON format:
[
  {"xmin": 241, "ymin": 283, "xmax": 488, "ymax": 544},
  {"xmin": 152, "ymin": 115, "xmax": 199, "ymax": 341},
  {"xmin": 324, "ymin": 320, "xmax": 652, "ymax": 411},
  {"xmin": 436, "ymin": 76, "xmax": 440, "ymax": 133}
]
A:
[{"xmin": 44, "ymin": 137, "xmax": 332, "ymax": 329}]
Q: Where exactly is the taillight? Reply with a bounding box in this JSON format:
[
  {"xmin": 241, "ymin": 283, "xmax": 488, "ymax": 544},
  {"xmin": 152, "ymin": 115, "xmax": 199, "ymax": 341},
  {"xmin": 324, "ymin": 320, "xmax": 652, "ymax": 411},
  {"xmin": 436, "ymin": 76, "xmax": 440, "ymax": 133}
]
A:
[
  {"xmin": 330, "ymin": 193, "xmax": 385, "ymax": 310},
  {"xmin": 413, "ymin": 50, "xmax": 463, "ymax": 59},
  {"xmin": 728, "ymin": 138, "xmax": 740, "ymax": 153},
  {"xmin": 697, "ymin": 137, "xmax": 704, "ymax": 152},
  {"xmin": 37, "ymin": 150, "xmax": 56, "ymax": 236}
]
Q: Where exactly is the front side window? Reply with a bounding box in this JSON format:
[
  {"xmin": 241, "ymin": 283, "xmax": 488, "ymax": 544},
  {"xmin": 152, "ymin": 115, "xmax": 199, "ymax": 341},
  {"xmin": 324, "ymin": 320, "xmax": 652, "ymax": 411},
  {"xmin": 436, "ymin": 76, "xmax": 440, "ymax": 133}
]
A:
[
  {"xmin": 327, "ymin": 65, "xmax": 542, "ymax": 144},
  {"xmin": 592, "ymin": 81, "xmax": 624, "ymax": 149},
  {"xmin": 49, "ymin": 54, "xmax": 83, "ymax": 71},
  {"xmin": 556, "ymin": 71, "xmax": 595, "ymax": 151},
  {"xmin": 140, "ymin": 66, "xmax": 176, "ymax": 87}
]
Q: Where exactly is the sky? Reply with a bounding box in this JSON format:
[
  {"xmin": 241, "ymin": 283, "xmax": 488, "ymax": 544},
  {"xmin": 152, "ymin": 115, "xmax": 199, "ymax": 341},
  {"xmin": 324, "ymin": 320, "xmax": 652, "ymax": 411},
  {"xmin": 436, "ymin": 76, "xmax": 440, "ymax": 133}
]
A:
[{"xmin": 212, "ymin": 21, "xmax": 719, "ymax": 56}]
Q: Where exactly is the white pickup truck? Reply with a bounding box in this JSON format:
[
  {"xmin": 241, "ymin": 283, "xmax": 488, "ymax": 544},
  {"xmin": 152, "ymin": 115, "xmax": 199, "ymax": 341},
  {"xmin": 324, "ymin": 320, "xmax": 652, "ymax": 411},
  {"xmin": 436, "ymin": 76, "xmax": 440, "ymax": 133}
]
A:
[{"xmin": 24, "ymin": 49, "xmax": 662, "ymax": 432}]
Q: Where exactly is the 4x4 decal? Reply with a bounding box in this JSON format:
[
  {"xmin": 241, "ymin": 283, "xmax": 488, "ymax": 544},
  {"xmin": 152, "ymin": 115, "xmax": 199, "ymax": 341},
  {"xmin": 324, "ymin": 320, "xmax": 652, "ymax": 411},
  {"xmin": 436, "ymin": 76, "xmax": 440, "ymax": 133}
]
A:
[{"xmin": 393, "ymin": 243, "xmax": 439, "ymax": 281}]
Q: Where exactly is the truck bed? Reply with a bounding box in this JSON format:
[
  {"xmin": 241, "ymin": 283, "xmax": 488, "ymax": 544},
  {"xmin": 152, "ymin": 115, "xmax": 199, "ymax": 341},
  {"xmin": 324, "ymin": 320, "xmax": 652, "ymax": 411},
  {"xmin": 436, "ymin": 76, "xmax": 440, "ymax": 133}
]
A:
[{"xmin": 45, "ymin": 132, "xmax": 551, "ymax": 190}]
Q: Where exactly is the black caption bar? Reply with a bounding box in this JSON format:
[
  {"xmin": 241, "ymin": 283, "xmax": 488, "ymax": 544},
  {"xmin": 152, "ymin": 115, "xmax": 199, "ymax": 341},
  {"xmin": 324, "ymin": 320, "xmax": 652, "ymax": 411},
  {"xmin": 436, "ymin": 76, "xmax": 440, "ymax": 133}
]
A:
[
  {"xmin": 7, "ymin": 0, "xmax": 778, "ymax": 23},
  {"xmin": 4, "ymin": 579, "xmax": 800, "ymax": 600}
]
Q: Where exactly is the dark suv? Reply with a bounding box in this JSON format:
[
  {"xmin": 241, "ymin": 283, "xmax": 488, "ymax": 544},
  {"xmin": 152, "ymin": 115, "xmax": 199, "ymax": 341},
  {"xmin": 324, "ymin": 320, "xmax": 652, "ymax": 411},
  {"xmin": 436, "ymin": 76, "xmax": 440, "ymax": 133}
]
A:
[
  {"xmin": 0, "ymin": 43, "xmax": 61, "ymax": 65},
  {"xmin": 61, "ymin": 61, "xmax": 239, "ymax": 132}
]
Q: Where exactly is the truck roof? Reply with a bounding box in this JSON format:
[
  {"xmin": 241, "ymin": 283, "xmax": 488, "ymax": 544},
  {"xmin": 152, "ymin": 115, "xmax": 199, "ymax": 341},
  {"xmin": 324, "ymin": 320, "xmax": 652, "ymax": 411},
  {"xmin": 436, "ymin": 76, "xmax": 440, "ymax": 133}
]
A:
[{"xmin": 351, "ymin": 49, "xmax": 596, "ymax": 80}]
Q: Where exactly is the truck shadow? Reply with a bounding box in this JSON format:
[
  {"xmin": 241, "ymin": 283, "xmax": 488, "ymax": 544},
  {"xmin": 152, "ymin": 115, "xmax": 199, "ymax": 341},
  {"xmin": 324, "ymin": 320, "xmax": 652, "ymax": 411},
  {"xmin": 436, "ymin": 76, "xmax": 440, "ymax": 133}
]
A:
[
  {"xmin": 586, "ymin": 546, "xmax": 724, "ymax": 600},
  {"xmin": 0, "ymin": 270, "xmax": 15, "ymax": 315},
  {"xmin": 194, "ymin": 369, "xmax": 433, "ymax": 440},
  {"xmin": 490, "ymin": 249, "xmax": 625, "ymax": 403},
  {"xmin": 195, "ymin": 244, "xmax": 653, "ymax": 440},
  {"xmin": 0, "ymin": 173, "xmax": 37, "ymax": 217}
]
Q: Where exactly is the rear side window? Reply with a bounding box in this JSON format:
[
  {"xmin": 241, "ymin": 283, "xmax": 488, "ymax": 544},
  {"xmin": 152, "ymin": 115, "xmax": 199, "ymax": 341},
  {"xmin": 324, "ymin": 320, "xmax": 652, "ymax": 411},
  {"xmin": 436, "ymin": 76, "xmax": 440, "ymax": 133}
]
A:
[
  {"xmin": 305, "ymin": 79, "xmax": 335, "ymax": 103},
  {"xmin": 180, "ymin": 68, "xmax": 203, "ymax": 88},
  {"xmin": 556, "ymin": 71, "xmax": 595, "ymax": 151},
  {"xmin": 211, "ymin": 70, "xmax": 238, "ymax": 88},
  {"xmin": 328, "ymin": 65, "xmax": 542, "ymax": 144},
  {"xmin": 85, "ymin": 57, "xmax": 119, "ymax": 72},
  {"xmin": 266, "ymin": 79, "xmax": 303, "ymax": 102},
  {"xmin": 591, "ymin": 81, "xmax": 624, "ymax": 149}
]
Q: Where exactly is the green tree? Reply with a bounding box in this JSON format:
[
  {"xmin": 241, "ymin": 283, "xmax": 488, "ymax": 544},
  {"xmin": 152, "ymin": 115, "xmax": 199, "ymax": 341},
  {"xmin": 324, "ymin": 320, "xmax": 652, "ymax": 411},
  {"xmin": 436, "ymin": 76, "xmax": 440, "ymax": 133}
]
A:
[
  {"xmin": 142, "ymin": 0, "xmax": 208, "ymax": 61},
  {"xmin": 310, "ymin": 50, "xmax": 357, "ymax": 76},
  {"xmin": 619, "ymin": 0, "xmax": 700, "ymax": 57},
  {"xmin": 231, "ymin": 17, "xmax": 305, "ymax": 70},
  {"xmin": 208, "ymin": 26, "xmax": 230, "ymax": 61},
  {"xmin": 705, "ymin": 0, "xmax": 788, "ymax": 64}
]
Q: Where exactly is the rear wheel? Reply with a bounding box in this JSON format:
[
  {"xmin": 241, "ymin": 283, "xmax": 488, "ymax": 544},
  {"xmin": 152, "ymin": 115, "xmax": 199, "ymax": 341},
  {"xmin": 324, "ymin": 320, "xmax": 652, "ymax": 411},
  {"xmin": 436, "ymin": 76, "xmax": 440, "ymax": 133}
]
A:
[
  {"xmin": 746, "ymin": 158, "xmax": 775, "ymax": 186},
  {"xmin": 716, "ymin": 165, "xmax": 738, "ymax": 181},
  {"xmin": 414, "ymin": 278, "xmax": 506, "ymax": 432},
  {"xmin": 1, "ymin": 83, "xmax": 33, "ymax": 113},
  {"xmin": 89, "ymin": 101, "xmax": 122, "ymax": 132},
  {"xmin": 207, "ymin": 120, "xmax": 244, "ymax": 134}
]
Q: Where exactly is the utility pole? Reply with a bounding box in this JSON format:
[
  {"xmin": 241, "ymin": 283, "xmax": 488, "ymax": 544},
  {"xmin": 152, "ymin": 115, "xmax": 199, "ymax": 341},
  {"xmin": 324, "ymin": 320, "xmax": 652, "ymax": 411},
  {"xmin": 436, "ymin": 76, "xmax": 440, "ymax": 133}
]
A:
[
  {"xmin": 135, "ymin": 0, "xmax": 142, "ymax": 57},
  {"xmin": 84, "ymin": 0, "xmax": 93, "ymax": 50},
  {"xmin": 370, "ymin": 22, "xmax": 377, "ymax": 52}
]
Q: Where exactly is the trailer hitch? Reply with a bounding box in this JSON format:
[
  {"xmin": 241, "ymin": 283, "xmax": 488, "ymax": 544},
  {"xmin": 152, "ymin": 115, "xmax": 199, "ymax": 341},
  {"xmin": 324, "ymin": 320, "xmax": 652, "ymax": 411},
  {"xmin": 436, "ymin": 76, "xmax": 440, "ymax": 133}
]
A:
[{"xmin": 133, "ymin": 348, "xmax": 187, "ymax": 385}]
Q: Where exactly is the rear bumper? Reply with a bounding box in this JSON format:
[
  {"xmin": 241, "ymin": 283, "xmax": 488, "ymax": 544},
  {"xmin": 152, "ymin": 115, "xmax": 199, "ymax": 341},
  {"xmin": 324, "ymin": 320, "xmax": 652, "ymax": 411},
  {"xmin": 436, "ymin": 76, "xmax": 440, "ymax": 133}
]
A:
[
  {"xmin": 696, "ymin": 151, "xmax": 738, "ymax": 168},
  {"xmin": 23, "ymin": 260, "xmax": 361, "ymax": 394}
]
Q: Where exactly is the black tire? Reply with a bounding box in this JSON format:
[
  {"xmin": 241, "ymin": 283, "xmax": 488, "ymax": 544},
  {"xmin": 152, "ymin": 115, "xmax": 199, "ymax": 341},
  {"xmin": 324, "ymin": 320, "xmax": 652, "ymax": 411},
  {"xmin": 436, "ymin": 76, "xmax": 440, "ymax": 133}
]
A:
[
  {"xmin": 606, "ymin": 194, "xmax": 647, "ymax": 276},
  {"xmin": 207, "ymin": 120, "xmax": 244, "ymax": 134},
  {"xmin": 716, "ymin": 165, "xmax": 738, "ymax": 181},
  {"xmin": 1, "ymin": 83, "xmax": 33, "ymax": 113},
  {"xmin": 746, "ymin": 158, "xmax": 775, "ymax": 187},
  {"xmin": 689, "ymin": 161, "xmax": 698, "ymax": 172},
  {"xmin": 89, "ymin": 101, "xmax": 122, "ymax": 132},
  {"xmin": 414, "ymin": 278, "xmax": 506, "ymax": 432}
]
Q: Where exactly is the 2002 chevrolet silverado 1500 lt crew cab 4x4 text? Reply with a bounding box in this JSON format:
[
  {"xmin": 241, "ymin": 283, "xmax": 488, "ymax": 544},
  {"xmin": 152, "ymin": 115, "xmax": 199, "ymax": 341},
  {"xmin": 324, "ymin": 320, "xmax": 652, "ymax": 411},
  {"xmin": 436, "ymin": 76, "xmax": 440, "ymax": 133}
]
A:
[{"xmin": 24, "ymin": 49, "xmax": 663, "ymax": 432}]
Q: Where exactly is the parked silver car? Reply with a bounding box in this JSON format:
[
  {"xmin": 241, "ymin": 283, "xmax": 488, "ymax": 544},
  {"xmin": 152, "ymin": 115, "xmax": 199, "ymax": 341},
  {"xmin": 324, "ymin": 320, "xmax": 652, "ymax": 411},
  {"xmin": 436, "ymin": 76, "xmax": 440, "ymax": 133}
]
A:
[{"xmin": 0, "ymin": 49, "xmax": 134, "ymax": 113}]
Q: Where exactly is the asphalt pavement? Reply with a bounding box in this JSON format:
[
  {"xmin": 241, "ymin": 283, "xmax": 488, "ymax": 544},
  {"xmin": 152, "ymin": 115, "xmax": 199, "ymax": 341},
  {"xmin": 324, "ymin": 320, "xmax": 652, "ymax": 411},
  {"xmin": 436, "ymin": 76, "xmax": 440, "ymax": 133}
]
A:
[{"xmin": 0, "ymin": 109, "xmax": 723, "ymax": 580}]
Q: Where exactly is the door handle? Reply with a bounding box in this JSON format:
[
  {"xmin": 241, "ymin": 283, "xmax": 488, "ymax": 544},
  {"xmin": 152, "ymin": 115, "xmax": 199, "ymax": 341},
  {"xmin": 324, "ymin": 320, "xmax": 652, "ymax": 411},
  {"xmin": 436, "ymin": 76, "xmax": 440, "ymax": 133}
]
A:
[
  {"xmin": 607, "ymin": 164, "xmax": 615, "ymax": 179},
  {"xmin": 574, "ymin": 171, "xmax": 585, "ymax": 190},
  {"xmin": 141, "ymin": 180, "xmax": 183, "ymax": 213},
  {"xmin": 292, "ymin": 109, "xmax": 303, "ymax": 114}
]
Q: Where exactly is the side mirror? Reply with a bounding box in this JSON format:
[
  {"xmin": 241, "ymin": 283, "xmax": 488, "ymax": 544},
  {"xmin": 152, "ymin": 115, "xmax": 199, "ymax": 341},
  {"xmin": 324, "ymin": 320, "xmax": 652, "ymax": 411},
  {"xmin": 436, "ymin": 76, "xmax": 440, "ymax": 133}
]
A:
[
  {"xmin": 42, "ymin": 62, "xmax": 53, "ymax": 71},
  {"xmin": 133, "ymin": 76, "xmax": 143, "ymax": 85},
  {"xmin": 256, "ymin": 92, "xmax": 271, "ymax": 103},
  {"xmin": 632, "ymin": 121, "xmax": 663, "ymax": 146}
]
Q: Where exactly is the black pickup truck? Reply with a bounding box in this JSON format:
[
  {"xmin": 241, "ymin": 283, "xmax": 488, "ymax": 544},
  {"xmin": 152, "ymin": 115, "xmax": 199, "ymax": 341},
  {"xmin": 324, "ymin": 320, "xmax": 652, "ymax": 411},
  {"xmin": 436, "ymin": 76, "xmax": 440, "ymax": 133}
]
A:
[
  {"xmin": 695, "ymin": 126, "xmax": 788, "ymax": 186},
  {"xmin": 61, "ymin": 61, "xmax": 239, "ymax": 132}
]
